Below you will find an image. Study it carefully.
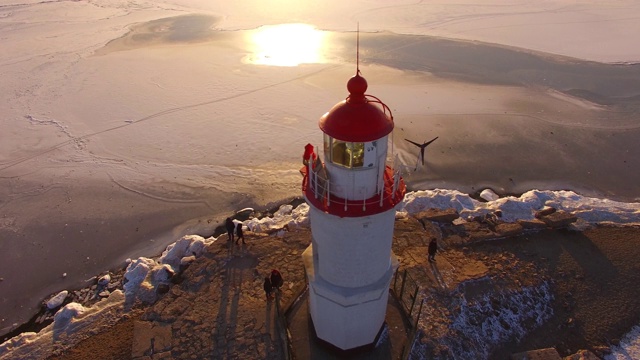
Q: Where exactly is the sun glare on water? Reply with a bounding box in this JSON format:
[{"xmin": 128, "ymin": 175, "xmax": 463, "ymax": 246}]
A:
[{"xmin": 246, "ymin": 23, "xmax": 328, "ymax": 66}]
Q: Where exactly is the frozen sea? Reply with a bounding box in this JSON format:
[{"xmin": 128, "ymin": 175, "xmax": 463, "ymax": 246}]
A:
[{"xmin": 1, "ymin": 0, "xmax": 640, "ymax": 351}]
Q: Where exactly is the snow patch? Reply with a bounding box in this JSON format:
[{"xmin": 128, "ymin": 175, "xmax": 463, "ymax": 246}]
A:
[
  {"xmin": 244, "ymin": 203, "xmax": 310, "ymax": 233},
  {"xmin": 606, "ymin": 325, "xmax": 640, "ymax": 360},
  {"xmin": 411, "ymin": 282, "xmax": 553, "ymax": 359},
  {"xmin": 0, "ymin": 291, "xmax": 125, "ymax": 360},
  {"xmin": 399, "ymin": 189, "xmax": 640, "ymax": 225}
]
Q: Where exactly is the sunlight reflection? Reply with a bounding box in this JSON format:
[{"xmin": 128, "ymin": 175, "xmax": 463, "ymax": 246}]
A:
[{"xmin": 245, "ymin": 23, "xmax": 329, "ymax": 66}]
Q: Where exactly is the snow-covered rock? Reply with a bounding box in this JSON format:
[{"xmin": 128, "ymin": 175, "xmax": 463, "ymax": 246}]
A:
[
  {"xmin": 243, "ymin": 203, "xmax": 311, "ymax": 233},
  {"xmin": 123, "ymin": 257, "xmax": 159, "ymax": 304},
  {"xmin": 0, "ymin": 291, "xmax": 125, "ymax": 359},
  {"xmin": 159, "ymin": 235, "xmax": 212, "ymax": 271},
  {"xmin": 398, "ymin": 189, "xmax": 640, "ymax": 225},
  {"xmin": 53, "ymin": 303, "xmax": 86, "ymax": 329},
  {"xmin": 97, "ymin": 274, "xmax": 111, "ymax": 287},
  {"xmin": 46, "ymin": 290, "xmax": 68, "ymax": 310},
  {"xmin": 480, "ymin": 188, "xmax": 499, "ymax": 202}
]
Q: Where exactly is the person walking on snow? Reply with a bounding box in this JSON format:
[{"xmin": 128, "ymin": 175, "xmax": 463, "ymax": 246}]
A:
[
  {"xmin": 270, "ymin": 269, "xmax": 283, "ymax": 291},
  {"xmin": 263, "ymin": 277, "xmax": 273, "ymax": 300},
  {"xmin": 428, "ymin": 238, "xmax": 438, "ymax": 262},
  {"xmin": 236, "ymin": 222, "xmax": 245, "ymax": 245},
  {"xmin": 225, "ymin": 217, "xmax": 235, "ymax": 244}
]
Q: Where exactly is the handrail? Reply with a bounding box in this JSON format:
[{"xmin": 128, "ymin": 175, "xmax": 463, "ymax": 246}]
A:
[{"xmin": 301, "ymin": 164, "xmax": 406, "ymax": 217}]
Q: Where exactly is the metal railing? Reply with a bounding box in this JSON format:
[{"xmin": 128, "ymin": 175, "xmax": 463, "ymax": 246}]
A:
[
  {"xmin": 274, "ymin": 290, "xmax": 292, "ymax": 360},
  {"xmin": 392, "ymin": 268, "xmax": 424, "ymax": 328},
  {"xmin": 301, "ymin": 162, "xmax": 406, "ymax": 217},
  {"xmin": 391, "ymin": 268, "xmax": 425, "ymax": 360}
]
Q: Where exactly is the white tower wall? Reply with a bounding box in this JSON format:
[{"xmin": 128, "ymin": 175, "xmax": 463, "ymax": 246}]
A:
[
  {"xmin": 309, "ymin": 206, "xmax": 395, "ymax": 287},
  {"xmin": 302, "ymin": 242, "xmax": 399, "ymax": 350}
]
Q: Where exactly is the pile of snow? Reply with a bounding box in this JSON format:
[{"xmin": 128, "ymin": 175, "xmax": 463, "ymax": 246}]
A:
[
  {"xmin": 123, "ymin": 234, "xmax": 215, "ymax": 305},
  {"xmin": 246, "ymin": 190, "xmax": 640, "ymax": 228},
  {"xmin": 0, "ymin": 235, "xmax": 216, "ymax": 358},
  {"xmin": 400, "ymin": 189, "xmax": 640, "ymax": 225},
  {"xmin": 244, "ymin": 203, "xmax": 310, "ymax": 234},
  {"xmin": 0, "ymin": 291, "xmax": 125, "ymax": 360},
  {"xmin": 158, "ymin": 234, "xmax": 213, "ymax": 270}
]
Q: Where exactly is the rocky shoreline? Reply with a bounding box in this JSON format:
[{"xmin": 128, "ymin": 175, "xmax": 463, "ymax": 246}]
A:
[{"xmin": 2, "ymin": 200, "xmax": 639, "ymax": 359}]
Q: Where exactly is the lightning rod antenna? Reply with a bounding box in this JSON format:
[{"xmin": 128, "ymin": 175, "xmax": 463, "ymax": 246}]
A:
[{"xmin": 356, "ymin": 23, "xmax": 361, "ymax": 75}]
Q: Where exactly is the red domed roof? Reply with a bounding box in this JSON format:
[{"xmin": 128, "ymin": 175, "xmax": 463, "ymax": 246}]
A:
[{"xmin": 319, "ymin": 74, "xmax": 394, "ymax": 142}]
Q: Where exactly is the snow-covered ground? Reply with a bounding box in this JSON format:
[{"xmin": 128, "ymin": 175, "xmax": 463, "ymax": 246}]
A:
[{"xmin": 2, "ymin": 0, "xmax": 640, "ymax": 345}]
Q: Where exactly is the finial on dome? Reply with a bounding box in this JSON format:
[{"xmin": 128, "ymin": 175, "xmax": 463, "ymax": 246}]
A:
[
  {"xmin": 347, "ymin": 23, "xmax": 367, "ymax": 103},
  {"xmin": 347, "ymin": 74, "xmax": 367, "ymax": 103}
]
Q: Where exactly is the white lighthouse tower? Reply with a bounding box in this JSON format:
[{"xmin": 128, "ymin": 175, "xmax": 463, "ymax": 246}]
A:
[{"xmin": 300, "ymin": 68, "xmax": 406, "ymax": 351}]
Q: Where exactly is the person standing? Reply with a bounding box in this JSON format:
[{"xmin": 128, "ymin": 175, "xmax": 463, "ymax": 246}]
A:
[
  {"xmin": 236, "ymin": 222, "xmax": 245, "ymax": 245},
  {"xmin": 225, "ymin": 217, "xmax": 235, "ymax": 244},
  {"xmin": 263, "ymin": 277, "xmax": 273, "ymax": 300},
  {"xmin": 270, "ymin": 269, "xmax": 283, "ymax": 291},
  {"xmin": 428, "ymin": 238, "xmax": 438, "ymax": 262}
]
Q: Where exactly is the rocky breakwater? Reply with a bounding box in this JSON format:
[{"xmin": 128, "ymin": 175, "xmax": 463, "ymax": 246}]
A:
[{"xmin": 0, "ymin": 233, "xmax": 218, "ymax": 360}]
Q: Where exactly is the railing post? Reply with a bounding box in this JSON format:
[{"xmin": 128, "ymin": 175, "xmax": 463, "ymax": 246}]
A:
[
  {"xmin": 414, "ymin": 298, "xmax": 425, "ymax": 328},
  {"xmin": 399, "ymin": 270, "xmax": 407, "ymax": 305},
  {"xmin": 393, "ymin": 267, "xmax": 399, "ymax": 293},
  {"xmin": 408, "ymin": 286, "xmax": 419, "ymax": 321},
  {"xmin": 392, "ymin": 171, "xmax": 399, "ymax": 200}
]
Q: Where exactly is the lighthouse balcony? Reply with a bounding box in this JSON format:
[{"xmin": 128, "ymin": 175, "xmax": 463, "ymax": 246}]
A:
[{"xmin": 301, "ymin": 164, "xmax": 406, "ymax": 218}]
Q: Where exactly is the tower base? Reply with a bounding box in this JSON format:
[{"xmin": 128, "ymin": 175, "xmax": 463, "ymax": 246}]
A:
[{"xmin": 302, "ymin": 245, "xmax": 399, "ymax": 350}]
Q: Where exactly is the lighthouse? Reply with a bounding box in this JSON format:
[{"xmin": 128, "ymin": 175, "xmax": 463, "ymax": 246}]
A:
[{"xmin": 300, "ymin": 68, "xmax": 406, "ymax": 351}]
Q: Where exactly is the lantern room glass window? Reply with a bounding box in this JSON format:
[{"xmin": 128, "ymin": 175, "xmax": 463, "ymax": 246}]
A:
[{"xmin": 324, "ymin": 134, "xmax": 365, "ymax": 168}]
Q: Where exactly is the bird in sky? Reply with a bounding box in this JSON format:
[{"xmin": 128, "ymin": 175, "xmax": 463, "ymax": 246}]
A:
[{"xmin": 405, "ymin": 137, "xmax": 439, "ymax": 171}]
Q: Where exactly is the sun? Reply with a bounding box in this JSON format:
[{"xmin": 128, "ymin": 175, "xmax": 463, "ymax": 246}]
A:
[{"xmin": 246, "ymin": 23, "xmax": 328, "ymax": 66}]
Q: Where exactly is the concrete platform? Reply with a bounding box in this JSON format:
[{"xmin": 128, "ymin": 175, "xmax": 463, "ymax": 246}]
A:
[{"xmin": 286, "ymin": 288, "xmax": 410, "ymax": 359}]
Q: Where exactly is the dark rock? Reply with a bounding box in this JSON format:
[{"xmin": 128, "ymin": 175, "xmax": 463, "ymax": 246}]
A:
[
  {"xmin": 159, "ymin": 298, "xmax": 192, "ymax": 322},
  {"xmin": 565, "ymin": 350, "xmax": 600, "ymax": 360},
  {"xmin": 157, "ymin": 283, "xmax": 171, "ymax": 295},
  {"xmin": 459, "ymin": 221, "xmax": 496, "ymax": 241},
  {"xmin": 540, "ymin": 211, "xmax": 578, "ymax": 228},
  {"xmin": 495, "ymin": 223, "xmax": 524, "ymax": 237},
  {"xmin": 517, "ymin": 219, "xmax": 548, "ymax": 230},
  {"xmin": 510, "ymin": 347, "xmax": 562, "ymax": 359},
  {"xmin": 535, "ymin": 206, "xmax": 557, "ymax": 219},
  {"xmin": 414, "ymin": 208, "xmax": 460, "ymax": 223},
  {"xmin": 185, "ymin": 275, "xmax": 207, "ymax": 292},
  {"xmin": 97, "ymin": 274, "xmax": 111, "ymax": 287}
]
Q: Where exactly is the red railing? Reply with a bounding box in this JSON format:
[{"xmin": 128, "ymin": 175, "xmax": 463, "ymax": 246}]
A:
[{"xmin": 300, "ymin": 164, "xmax": 406, "ymax": 218}]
